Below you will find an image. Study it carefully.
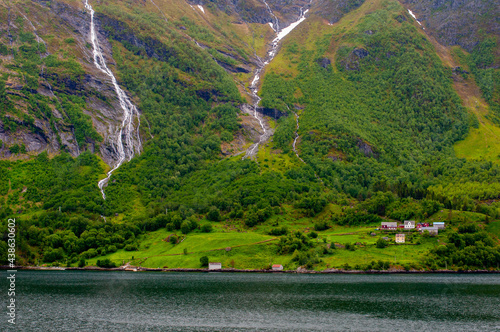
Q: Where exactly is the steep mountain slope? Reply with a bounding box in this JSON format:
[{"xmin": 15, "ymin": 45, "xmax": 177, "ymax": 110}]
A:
[
  {"xmin": 0, "ymin": 0, "xmax": 499, "ymax": 270},
  {"xmin": 400, "ymin": 0, "xmax": 500, "ymax": 161},
  {"xmin": 401, "ymin": 0, "xmax": 499, "ymax": 52}
]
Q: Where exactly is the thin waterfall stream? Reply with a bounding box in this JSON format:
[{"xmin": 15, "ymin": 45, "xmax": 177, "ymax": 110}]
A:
[
  {"xmin": 84, "ymin": 0, "xmax": 142, "ymax": 200},
  {"xmin": 243, "ymin": 0, "xmax": 311, "ymax": 159}
]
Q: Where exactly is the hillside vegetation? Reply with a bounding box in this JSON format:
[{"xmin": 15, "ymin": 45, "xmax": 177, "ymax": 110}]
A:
[{"xmin": 0, "ymin": 0, "xmax": 499, "ymax": 271}]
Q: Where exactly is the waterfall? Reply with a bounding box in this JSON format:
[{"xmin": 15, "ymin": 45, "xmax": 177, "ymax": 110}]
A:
[
  {"xmin": 288, "ymin": 106, "xmax": 305, "ymax": 164},
  {"xmin": 243, "ymin": 0, "xmax": 311, "ymax": 159},
  {"xmin": 149, "ymin": 0, "xmax": 168, "ymax": 22},
  {"xmin": 84, "ymin": 0, "xmax": 142, "ymax": 199}
]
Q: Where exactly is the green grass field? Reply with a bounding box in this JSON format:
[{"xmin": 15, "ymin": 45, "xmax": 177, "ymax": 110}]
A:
[
  {"xmin": 86, "ymin": 212, "xmax": 464, "ymax": 271},
  {"xmin": 320, "ymin": 239, "xmax": 437, "ymax": 269},
  {"xmin": 86, "ymin": 230, "xmax": 277, "ymax": 268}
]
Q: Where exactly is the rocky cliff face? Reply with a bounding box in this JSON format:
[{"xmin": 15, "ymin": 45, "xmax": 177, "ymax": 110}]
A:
[
  {"xmin": 400, "ymin": 0, "xmax": 500, "ymax": 51},
  {"xmin": 6, "ymin": 0, "xmax": 493, "ymax": 165},
  {"xmin": 0, "ymin": 0, "xmax": 142, "ymax": 165},
  {"xmin": 189, "ymin": 0, "xmax": 311, "ymax": 27},
  {"xmin": 1, "ymin": 0, "xmax": 366, "ymax": 164}
]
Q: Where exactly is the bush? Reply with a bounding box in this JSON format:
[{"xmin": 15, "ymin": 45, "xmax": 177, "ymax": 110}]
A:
[
  {"xmin": 291, "ymin": 249, "xmax": 320, "ymax": 269},
  {"xmin": 43, "ymin": 248, "xmax": 64, "ymax": 263},
  {"xmin": 125, "ymin": 244, "xmax": 138, "ymax": 251},
  {"xmin": 78, "ymin": 257, "xmax": 86, "ymax": 268},
  {"xmin": 345, "ymin": 243, "xmax": 355, "ymax": 251},
  {"xmin": 220, "ymin": 130, "xmax": 233, "ymax": 142},
  {"xmin": 169, "ymin": 235, "xmax": 178, "ymax": 244},
  {"xmin": 81, "ymin": 248, "xmax": 98, "ymax": 259},
  {"xmin": 200, "ymin": 256, "xmax": 209, "ymax": 267},
  {"xmin": 376, "ymin": 238, "xmax": 388, "ymax": 248},
  {"xmin": 314, "ymin": 221, "xmax": 329, "ymax": 231},
  {"xmin": 96, "ymin": 258, "xmax": 116, "ymax": 268},
  {"xmin": 295, "ymin": 196, "xmax": 328, "ymax": 217},
  {"xmin": 207, "ymin": 206, "xmax": 221, "ymax": 221},
  {"xmin": 308, "ymin": 231, "xmax": 318, "ymax": 238},
  {"xmin": 268, "ymin": 226, "xmax": 288, "ymax": 236},
  {"xmin": 458, "ymin": 223, "xmax": 478, "ymax": 234},
  {"xmin": 201, "ymin": 223, "xmax": 213, "ymax": 233},
  {"xmin": 181, "ymin": 222, "xmax": 191, "ymax": 234},
  {"xmin": 277, "ymin": 231, "xmax": 313, "ymax": 255}
]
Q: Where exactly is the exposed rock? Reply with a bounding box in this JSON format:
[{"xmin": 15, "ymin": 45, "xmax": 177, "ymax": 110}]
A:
[
  {"xmin": 215, "ymin": 59, "xmax": 251, "ymax": 74},
  {"xmin": 190, "ymin": 0, "xmax": 311, "ymax": 28},
  {"xmin": 238, "ymin": 103, "xmax": 274, "ymax": 158},
  {"xmin": 364, "ymin": 30, "xmax": 375, "ymax": 35},
  {"xmin": 97, "ymin": 14, "xmax": 178, "ymax": 63},
  {"xmin": 452, "ymin": 66, "xmax": 470, "ymax": 82},
  {"xmin": 256, "ymin": 107, "xmax": 288, "ymax": 120},
  {"xmin": 29, "ymin": 0, "xmax": 142, "ymax": 166},
  {"xmin": 196, "ymin": 88, "xmax": 217, "ymax": 101},
  {"xmin": 352, "ymin": 48, "xmax": 369, "ymax": 58},
  {"xmin": 453, "ymin": 66, "xmax": 469, "ymax": 75},
  {"xmin": 357, "ymin": 139, "xmax": 377, "ymax": 158},
  {"xmin": 317, "ymin": 57, "xmax": 331, "ymax": 68},
  {"xmin": 340, "ymin": 47, "xmax": 370, "ymax": 71},
  {"xmin": 400, "ymin": 0, "xmax": 500, "ymax": 51},
  {"xmin": 296, "ymin": 266, "xmax": 308, "ymax": 273},
  {"xmin": 0, "ymin": 115, "xmax": 62, "ymax": 157}
]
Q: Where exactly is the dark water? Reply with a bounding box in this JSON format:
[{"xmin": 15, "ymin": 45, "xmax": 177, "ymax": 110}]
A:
[{"xmin": 3, "ymin": 271, "xmax": 500, "ymax": 331}]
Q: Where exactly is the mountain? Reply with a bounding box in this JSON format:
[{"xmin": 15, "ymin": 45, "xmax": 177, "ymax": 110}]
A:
[{"xmin": 0, "ymin": 0, "xmax": 499, "ymax": 271}]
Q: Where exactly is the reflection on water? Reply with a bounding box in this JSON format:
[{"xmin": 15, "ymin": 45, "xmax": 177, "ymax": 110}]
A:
[{"xmin": 10, "ymin": 271, "xmax": 500, "ymax": 331}]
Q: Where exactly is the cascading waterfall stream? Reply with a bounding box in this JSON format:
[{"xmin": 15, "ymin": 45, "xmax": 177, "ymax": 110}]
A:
[
  {"xmin": 243, "ymin": 0, "xmax": 311, "ymax": 159},
  {"xmin": 287, "ymin": 106, "xmax": 305, "ymax": 164},
  {"xmin": 84, "ymin": 0, "xmax": 142, "ymax": 199},
  {"xmin": 17, "ymin": 11, "xmax": 45, "ymax": 45},
  {"xmin": 263, "ymin": 0, "xmax": 280, "ymax": 33},
  {"xmin": 149, "ymin": 0, "xmax": 168, "ymax": 22}
]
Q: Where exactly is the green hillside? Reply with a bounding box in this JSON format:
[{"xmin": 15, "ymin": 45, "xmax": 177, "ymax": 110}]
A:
[{"xmin": 0, "ymin": 0, "xmax": 499, "ymax": 271}]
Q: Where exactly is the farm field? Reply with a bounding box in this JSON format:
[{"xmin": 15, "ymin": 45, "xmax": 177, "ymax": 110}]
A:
[{"xmin": 86, "ymin": 216, "xmax": 457, "ymax": 271}]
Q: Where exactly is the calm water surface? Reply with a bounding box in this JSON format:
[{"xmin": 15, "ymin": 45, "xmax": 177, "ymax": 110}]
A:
[{"xmin": 3, "ymin": 271, "xmax": 500, "ymax": 331}]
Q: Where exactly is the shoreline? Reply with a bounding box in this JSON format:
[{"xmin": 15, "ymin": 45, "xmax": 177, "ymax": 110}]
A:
[{"xmin": 2, "ymin": 265, "xmax": 500, "ymax": 274}]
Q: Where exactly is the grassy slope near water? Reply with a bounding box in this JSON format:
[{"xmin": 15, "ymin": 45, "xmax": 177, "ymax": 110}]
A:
[{"xmin": 85, "ymin": 208, "xmax": 494, "ymax": 271}]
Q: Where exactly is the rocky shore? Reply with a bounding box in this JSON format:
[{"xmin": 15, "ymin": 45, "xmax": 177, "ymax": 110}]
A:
[{"xmin": 3, "ymin": 265, "xmax": 499, "ymax": 274}]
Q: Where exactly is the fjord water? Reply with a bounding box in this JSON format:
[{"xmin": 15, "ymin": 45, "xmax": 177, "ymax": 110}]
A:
[{"xmin": 11, "ymin": 271, "xmax": 500, "ymax": 331}]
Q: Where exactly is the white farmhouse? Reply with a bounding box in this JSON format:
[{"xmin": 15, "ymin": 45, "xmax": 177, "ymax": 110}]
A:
[
  {"xmin": 434, "ymin": 222, "xmax": 445, "ymax": 229},
  {"xmin": 272, "ymin": 264, "xmax": 283, "ymax": 271},
  {"xmin": 209, "ymin": 262, "xmax": 222, "ymax": 270},
  {"xmin": 381, "ymin": 221, "xmax": 398, "ymax": 230},
  {"xmin": 404, "ymin": 220, "xmax": 415, "ymax": 229}
]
